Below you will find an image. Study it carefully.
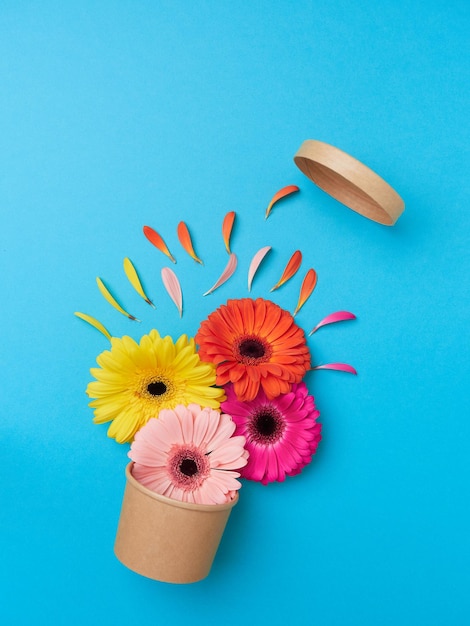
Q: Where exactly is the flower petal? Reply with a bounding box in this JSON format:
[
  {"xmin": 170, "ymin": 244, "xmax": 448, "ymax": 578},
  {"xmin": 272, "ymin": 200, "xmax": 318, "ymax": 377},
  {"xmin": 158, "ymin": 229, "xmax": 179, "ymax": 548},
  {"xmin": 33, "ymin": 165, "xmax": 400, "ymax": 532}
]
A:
[
  {"xmin": 293, "ymin": 268, "xmax": 317, "ymax": 316},
  {"xmin": 161, "ymin": 267, "xmax": 183, "ymax": 317},
  {"xmin": 312, "ymin": 363, "xmax": 357, "ymax": 374},
  {"xmin": 75, "ymin": 312, "xmax": 112, "ymax": 341},
  {"xmin": 309, "ymin": 311, "xmax": 357, "ymax": 335},
  {"xmin": 203, "ymin": 253, "xmax": 237, "ymax": 296},
  {"xmin": 123, "ymin": 257, "xmax": 154, "ymax": 307},
  {"xmin": 270, "ymin": 251, "xmax": 302, "ymax": 292},
  {"xmin": 247, "ymin": 246, "xmax": 271, "ymax": 291},
  {"xmin": 222, "ymin": 211, "xmax": 236, "ymax": 254},
  {"xmin": 143, "ymin": 225, "xmax": 176, "ymax": 263},
  {"xmin": 265, "ymin": 185, "xmax": 299, "ymax": 219},
  {"xmin": 177, "ymin": 221, "xmax": 203, "ymax": 264},
  {"xmin": 96, "ymin": 277, "xmax": 140, "ymax": 321}
]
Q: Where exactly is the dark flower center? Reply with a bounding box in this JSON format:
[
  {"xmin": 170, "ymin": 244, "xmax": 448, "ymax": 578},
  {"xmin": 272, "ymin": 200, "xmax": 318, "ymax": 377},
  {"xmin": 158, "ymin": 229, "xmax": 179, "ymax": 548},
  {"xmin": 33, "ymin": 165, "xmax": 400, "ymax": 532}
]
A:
[
  {"xmin": 250, "ymin": 406, "xmax": 285, "ymax": 444},
  {"xmin": 169, "ymin": 447, "xmax": 209, "ymax": 489},
  {"xmin": 239, "ymin": 338, "xmax": 266, "ymax": 359},
  {"xmin": 179, "ymin": 458, "xmax": 198, "ymax": 477},
  {"xmin": 147, "ymin": 381, "xmax": 167, "ymax": 396},
  {"xmin": 255, "ymin": 413, "xmax": 277, "ymax": 436},
  {"xmin": 235, "ymin": 334, "xmax": 272, "ymax": 365}
]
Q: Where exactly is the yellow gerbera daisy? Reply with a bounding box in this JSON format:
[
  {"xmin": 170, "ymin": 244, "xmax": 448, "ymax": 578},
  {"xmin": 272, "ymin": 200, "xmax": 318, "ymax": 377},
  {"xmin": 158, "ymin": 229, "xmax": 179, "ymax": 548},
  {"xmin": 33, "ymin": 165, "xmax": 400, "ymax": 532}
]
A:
[{"xmin": 86, "ymin": 330, "xmax": 225, "ymax": 443}]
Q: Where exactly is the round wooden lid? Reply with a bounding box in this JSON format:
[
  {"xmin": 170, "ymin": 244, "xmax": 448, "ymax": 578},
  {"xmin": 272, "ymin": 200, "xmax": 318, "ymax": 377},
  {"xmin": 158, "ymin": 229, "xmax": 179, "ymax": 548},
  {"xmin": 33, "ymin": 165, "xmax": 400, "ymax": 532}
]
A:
[{"xmin": 294, "ymin": 140, "xmax": 404, "ymax": 225}]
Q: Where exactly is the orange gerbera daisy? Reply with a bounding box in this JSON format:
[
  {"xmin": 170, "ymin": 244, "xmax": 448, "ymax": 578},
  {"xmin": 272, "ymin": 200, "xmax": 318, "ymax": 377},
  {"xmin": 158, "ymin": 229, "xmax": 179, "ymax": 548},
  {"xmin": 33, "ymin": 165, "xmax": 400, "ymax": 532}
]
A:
[{"xmin": 195, "ymin": 298, "xmax": 311, "ymax": 402}]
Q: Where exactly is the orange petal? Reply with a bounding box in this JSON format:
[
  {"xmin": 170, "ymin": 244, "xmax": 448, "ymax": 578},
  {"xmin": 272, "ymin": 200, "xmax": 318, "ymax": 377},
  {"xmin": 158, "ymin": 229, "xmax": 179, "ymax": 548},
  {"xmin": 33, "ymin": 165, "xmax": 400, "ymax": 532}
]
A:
[
  {"xmin": 293, "ymin": 268, "xmax": 317, "ymax": 316},
  {"xmin": 222, "ymin": 211, "xmax": 236, "ymax": 253},
  {"xmin": 270, "ymin": 250, "xmax": 302, "ymax": 292},
  {"xmin": 177, "ymin": 221, "xmax": 203, "ymax": 264},
  {"xmin": 265, "ymin": 185, "xmax": 299, "ymax": 219},
  {"xmin": 143, "ymin": 226, "xmax": 176, "ymax": 263}
]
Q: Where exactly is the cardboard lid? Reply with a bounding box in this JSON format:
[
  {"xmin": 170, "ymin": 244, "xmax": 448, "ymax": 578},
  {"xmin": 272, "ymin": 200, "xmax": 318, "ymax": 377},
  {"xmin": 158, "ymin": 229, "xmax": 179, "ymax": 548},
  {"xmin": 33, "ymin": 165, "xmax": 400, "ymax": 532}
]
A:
[{"xmin": 294, "ymin": 140, "xmax": 404, "ymax": 225}]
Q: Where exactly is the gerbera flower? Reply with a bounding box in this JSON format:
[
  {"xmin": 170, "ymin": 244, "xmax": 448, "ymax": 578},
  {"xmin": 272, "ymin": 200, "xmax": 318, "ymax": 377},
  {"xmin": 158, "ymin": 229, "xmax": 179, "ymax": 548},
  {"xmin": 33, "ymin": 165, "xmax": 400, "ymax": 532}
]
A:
[
  {"xmin": 221, "ymin": 382, "xmax": 321, "ymax": 485},
  {"xmin": 87, "ymin": 330, "xmax": 225, "ymax": 444},
  {"xmin": 129, "ymin": 404, "xmax": 249, "ymax": 505},
  {"xmin": 195, "ymin": 298, "xmax": 311, "ymax": 402}
]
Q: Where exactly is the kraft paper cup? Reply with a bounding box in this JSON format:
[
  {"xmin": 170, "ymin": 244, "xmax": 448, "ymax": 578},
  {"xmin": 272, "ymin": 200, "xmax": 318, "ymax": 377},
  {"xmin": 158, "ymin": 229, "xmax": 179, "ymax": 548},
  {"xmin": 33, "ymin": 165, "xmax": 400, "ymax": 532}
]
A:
[
  {"xmin": 294, "ymin": 139, "xmax": 405, "ymax": 225},
  {"xmin": 114, "ymin": 463, "xmax": 238, "ymax": 584}
]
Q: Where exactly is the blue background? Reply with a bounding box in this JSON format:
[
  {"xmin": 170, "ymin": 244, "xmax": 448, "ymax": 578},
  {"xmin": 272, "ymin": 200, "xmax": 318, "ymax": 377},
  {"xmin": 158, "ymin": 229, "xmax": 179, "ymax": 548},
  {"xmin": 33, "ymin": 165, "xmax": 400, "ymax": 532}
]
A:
[{"xmin": 1, "ymin": 1, "xmax": 469, "ymax": 624}]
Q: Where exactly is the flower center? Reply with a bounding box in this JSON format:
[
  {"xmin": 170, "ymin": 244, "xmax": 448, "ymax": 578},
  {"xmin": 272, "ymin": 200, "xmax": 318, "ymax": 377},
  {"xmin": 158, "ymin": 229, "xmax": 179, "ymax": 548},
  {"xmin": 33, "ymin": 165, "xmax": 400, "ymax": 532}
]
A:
[
  {"xmin": 239, "ymin": 339, "xmax": 265, "ymax": 358},
  {"xmin": 249, "ymin": 406, "xmax": 285, "ymax": 444},
  {"xmin": 179, "ymin": 458, "xmax": 198, "ymax": 476},
  {"xmin": 234, "ymin": 335, "xmax": 272, "ymax": 365},
  {"xmin": 139, "ymin": 372, "xmax": 176, "ymax": 404},
  {"xmin": 168, "ymin": 445, "xmax": 210, "ymax": 491},
  {"xmin": 147, "ymin": 381, "xmax": 167, "ymax": 396}
]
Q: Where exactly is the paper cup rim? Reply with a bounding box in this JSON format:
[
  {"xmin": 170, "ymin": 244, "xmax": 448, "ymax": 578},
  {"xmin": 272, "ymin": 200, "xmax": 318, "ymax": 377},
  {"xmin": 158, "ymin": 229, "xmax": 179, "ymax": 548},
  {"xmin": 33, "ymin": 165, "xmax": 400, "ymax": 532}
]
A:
[
  {"xmin": 293, "ymin": 139, "xmax": 404, "ymax": 225},
  {"xmin": 125, "ymin": 462, "xmax": 239, "ymax": 512}
]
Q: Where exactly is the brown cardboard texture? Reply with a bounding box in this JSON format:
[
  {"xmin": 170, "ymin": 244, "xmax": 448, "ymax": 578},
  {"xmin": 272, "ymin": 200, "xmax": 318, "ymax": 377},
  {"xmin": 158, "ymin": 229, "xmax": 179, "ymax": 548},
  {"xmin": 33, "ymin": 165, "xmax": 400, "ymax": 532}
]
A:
[
  {"xmin": 294, "ymin": 139, "xmax": 405, "ymax": 225},
  {"xmin": 114, "ymin": 463, "xmax": 238, "ymax": 583}
]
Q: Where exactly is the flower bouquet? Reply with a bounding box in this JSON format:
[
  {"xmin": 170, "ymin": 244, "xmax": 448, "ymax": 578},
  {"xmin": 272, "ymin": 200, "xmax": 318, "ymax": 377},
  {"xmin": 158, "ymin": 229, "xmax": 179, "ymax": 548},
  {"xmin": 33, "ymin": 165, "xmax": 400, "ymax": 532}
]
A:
[{"xmin": 77, "ymin": 197, "xmax": 356, "ymax": 583}]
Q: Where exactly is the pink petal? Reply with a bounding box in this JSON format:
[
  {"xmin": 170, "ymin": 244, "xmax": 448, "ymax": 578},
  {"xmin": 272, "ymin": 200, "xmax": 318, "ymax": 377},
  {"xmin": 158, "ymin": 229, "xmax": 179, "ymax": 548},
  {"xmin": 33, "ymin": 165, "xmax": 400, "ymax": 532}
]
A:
[
  {"xmin": 206, "ymin": 414, "xmax": 236, "ymax": 450},
  {"xmin": 311, "ymin": 363, "xmax": 357, "ymax": 374},
  {"xmin": 265, "ymin": 448, "xmax": 280, "ymax": 484},
  {"xmin": 179, "ymin": 406, "xmax": 194, "ymax": 444},
  {"xmin": 132, "ymin": 419, "xmax": 171, "ymax": 454},
  {"xmin": 132, "ymin": 465, "xmax": 171, "ymax": 493},
  {"xmin": 203, "ymin": 253, "xmax": 238, "ymax": 296},
  {"xmin": 210, "ymin": 470, "xmax": 242, "ymax": 493},
  {"xmin": 201, "ymin": 409, "xmax": 223, "ymax": 446},
  {"xmin": 309, "ymin": 311, "xmax": 356, "ymax": 335},
  {"xmin": 191, "ymin": 407, "xmax": 211, "ymax": 446},
  {"xmin": 247, "ymin": 246, "xmax": 272, "ymax": 291},
  {"xmin": 195, "ymin": 477, "xmax": 226, "ymax": 505},
  {"xmin": 161, "ymin": 267, "xmax": 183, "ymax": 317},
  {"xmin": 246, "ymin": 445, "xmax": 269, "ymax": 482},
  {"xmin": 209, "ymin": 437, "xmax": 248, "ymax": 469},
  {"xmin": 272, "ymin": 439, "xmax": 298, "ymax": 473},
  {"xmin": 157, "ymin": 409, "xmax": 185, "ymax": 444},
  {"xmin": 128, "ymin": 444, "xmax": 168, "ymax": 467}
]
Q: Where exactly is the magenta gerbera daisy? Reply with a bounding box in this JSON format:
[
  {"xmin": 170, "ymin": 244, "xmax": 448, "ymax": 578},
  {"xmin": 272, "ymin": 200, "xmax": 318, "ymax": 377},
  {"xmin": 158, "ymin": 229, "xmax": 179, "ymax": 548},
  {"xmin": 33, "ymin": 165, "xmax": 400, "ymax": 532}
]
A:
[
  {"xmin": 128, "ymin": 404, "xmax": 249, "ymax": 505},
  {"xmin": 221, "ymin": 382, "xmax": 321, "ymax": 485}
]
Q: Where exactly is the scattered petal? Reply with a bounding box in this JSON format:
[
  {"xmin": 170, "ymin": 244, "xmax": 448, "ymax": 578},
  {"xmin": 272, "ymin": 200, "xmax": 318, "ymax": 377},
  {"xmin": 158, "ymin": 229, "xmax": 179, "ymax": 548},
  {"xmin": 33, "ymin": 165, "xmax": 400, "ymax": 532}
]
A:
[
  {"xmin": 203, "ymin": 253, "xmax": 238, "ymax": 296},
  {"xmin": 265, "ymin": 185, "xmax": 299, "ymax": 219},
  {"xmin": 309, "ymin": 311, "xmax": 356, "ymax": 335},
  {"xmin": 270, "ymin": 250, "xmax": 302, "ymax": 292},
  {"xmin": 96, "ymin": 277, "xmax": 140, "ymax": 321},
  {"xmin": 143, "ymin": 225, "xmax": 176, "ymax": 263},
  {"xmin": 311, "ymin": 363, "xmax": 357, "ymax": 375},
  {"xmin": 247, "ymin": 245, "xmax": 271, "ymax": 291},
  {"xmin": 177, "ymin": 221, "xmax": 203, "ymax": 264},
  {"xmin": 161, "ymin": 267, "xmax": 183, "ymax": 317},
  {"xmin": 293, "ymin": 268, "xmax": 317, "ymax": 316},
  {"xmin": 222, "ymin": 211, "xmax": 236, "ymax": 254},
  {"xmin": 74, "ymin": 312, "xmax": 112, "ymax": 340},
  {"xmin": 123, "ymin": 257, "xmax": 154, "ymax": 307}
]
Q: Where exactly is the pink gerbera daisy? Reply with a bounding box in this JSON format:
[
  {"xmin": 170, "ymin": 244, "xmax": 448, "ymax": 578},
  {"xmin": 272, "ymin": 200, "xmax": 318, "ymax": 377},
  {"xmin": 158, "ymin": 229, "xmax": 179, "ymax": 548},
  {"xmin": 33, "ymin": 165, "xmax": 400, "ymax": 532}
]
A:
[
  {"xmin": 221, "ymin": 382, "xmax": 321, "ymax": 485},
  {"xmin": 129, "ymin": 404, "xmax": 249, "ymax": 505}
]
